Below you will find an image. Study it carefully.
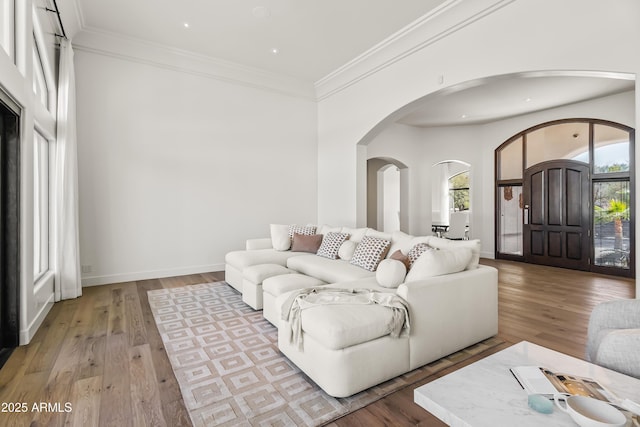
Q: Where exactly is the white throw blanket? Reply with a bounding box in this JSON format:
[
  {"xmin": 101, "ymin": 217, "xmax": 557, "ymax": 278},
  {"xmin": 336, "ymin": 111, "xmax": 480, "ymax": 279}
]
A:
[{"xmin": 280, "ymin": 287, "xmax": 410, "ymax": 350}]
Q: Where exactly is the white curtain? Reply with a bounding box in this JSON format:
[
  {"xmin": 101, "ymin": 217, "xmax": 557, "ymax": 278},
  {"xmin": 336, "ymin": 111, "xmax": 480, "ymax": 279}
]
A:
[{"xmin": 54, "ymin": 39, "xmax": 82, "ymax": 301}]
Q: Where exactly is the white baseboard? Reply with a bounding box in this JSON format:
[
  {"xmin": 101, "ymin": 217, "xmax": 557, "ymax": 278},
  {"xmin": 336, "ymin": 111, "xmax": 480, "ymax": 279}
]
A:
[
  {"xmin": 81, "ymin": 263, "xmax": 225, "ymax": 287},
  {"xmin": 20, "ymin": 294, "xmax": 54, "ymax": 345},
  {"xmin": 480, "ymin": 251, "xmax": 495, "ymax": 259}
]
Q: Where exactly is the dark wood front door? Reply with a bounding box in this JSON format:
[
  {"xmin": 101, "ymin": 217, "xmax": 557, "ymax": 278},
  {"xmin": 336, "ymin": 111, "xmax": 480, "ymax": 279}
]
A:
[{"xmin": 523, "ymin": 160, "xmax": 590, "ymax": 270}]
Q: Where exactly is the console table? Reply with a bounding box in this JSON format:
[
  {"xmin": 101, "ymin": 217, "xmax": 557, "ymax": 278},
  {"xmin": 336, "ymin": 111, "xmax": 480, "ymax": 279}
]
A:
[{"xmin": 414, "ymin": 341, "xmax": 640, "ymax": 427}]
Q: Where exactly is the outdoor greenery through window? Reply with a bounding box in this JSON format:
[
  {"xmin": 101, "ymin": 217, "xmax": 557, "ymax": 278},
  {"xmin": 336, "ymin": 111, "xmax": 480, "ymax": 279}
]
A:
[
  {"xmin": 449, "ymin": 171, "xmax": 469, "ymax": 211},
  {"xmin": 594, "ymin": 181, "xmax": 630, "ymax": 269}
]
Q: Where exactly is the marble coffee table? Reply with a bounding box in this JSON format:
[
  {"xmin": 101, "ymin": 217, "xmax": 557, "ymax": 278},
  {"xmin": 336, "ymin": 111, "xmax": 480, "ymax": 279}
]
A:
[{"xmin": 414, "ymin": 341, "xmax": 640, "ymax": 427}]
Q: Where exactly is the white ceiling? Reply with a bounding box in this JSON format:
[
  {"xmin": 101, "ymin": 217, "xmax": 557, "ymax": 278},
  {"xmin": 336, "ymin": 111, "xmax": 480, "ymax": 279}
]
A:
[
  {"xmin": 397, "ymin": 74, "xmax": 636, "ymax": 127},
  {"xmin": 70, "ymin": 1, "xmax": 635, "ymax": 127},
  {"xmin": 74, "ymin": 0, "xmax": 447, "ymax": 82}
]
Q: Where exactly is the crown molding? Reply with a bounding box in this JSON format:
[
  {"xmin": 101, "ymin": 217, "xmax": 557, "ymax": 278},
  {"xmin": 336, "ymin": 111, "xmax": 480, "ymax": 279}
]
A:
[
  {"xmin": 314, "ymin": 0, "xmax": 516, "ymax": 101},
  {"xmin": 72, "ymin": 27, "xmax": 316, "ymax": 100}
]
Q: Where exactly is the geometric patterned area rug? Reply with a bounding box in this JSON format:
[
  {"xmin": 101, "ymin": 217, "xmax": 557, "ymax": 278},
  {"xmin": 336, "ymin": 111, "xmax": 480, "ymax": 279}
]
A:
[{"xmin": 148, "ymin": 282, "xmax": 503, "ymax": 427}]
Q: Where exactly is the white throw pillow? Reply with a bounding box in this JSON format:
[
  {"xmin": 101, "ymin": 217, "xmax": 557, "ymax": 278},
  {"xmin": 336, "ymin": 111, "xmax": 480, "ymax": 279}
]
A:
[
  {"xmin": 270, "ymin": 224, "xmax": 291, "ymax": 251},
  {"xmin": 341, "ymin": 227, "xmax": 368, "ymax": 243},
  {"xmin": 387, "ymin": 230, "xmax": 414, "ymax": 257},
  {"xmin": 425, "ymin": 237, "xmax": 481, "ymax": 270},
  {"xmin": 376, "ymin": 259, "xmax": 407, "ymax": 288},
  {"xmin": 405, "ymin": 247, "xmax": 473, "ymax": 282},
  {"xmin": 338, "ymin": 240, "xmax": 357, "ymax": 261}
]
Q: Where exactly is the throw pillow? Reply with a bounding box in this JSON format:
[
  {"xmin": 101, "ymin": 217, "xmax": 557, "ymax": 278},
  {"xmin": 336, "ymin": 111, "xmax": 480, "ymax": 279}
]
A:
[
  {"xmin": 288, "ymin": 224, "xmax": 317, "ymax": 239},
  {"xmin": 350, "ymin": 236, "xmax": 391, "ymax": 272},
  {"xmin": 338, "ymin": 240, "xmax": 357, "ymax": 261},
  {"xmin": 390, "ymin": 250, "xmax": 411, "ymax": 270},
  {"xmin": 317, "ymin": 232, "xmax": 350, "ymax": 259},
  {"xmin": 376, "ymin": 259, "xmax": 407, "ymax": 288},
  {"xmin": 406, "ymin": 242, "xmax": 434, "ymax": 268},
  {"xmin": 291, "ymin": 233, "xmax": 323, "ymax": 253},
  {"xmin": 426, "ymin": 237, "xmax": 481, "ymax": 270},
  {"xmin": 405, "ymin": 247, "xmax": 473, "ymax": 282},
  {"xmin": 270, "ymin": 224, "xmax": 292, "ymax": 251}
]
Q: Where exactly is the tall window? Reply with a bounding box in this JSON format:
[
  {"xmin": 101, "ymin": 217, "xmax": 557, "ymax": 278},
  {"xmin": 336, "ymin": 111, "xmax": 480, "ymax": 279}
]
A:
[
  {"xmin": 0, "ymin": 0, "xmax": 14, "ymax": 60},
  {"xmin": 32, "ymin": 36, "xmax": 48, "ymax": 108},
  {"xmin": 449, "ymin": 171, "xmax": 470, "ymax": 211},
  {"xmin": 33, "ymin": 130, "xmax": 50, "ymax": 280}
]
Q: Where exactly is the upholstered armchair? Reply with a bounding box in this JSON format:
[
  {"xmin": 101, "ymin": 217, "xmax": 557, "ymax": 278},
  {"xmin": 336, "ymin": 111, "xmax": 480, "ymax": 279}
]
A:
[{"xmin": 586, "ymin": 299, "xmax": 640, "ymax": 379}]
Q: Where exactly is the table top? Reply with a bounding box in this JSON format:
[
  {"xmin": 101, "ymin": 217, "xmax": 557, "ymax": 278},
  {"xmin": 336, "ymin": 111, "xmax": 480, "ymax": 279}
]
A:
[{"xmin": 414, "ymin": 341, "xmax": 640, "ymax": 427}]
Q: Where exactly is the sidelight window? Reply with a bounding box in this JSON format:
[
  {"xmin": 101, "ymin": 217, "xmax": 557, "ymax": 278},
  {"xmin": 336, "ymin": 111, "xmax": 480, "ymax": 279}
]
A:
[{"xmin": 33, "ymin": 130, "xmax": 50, "ymax": 280}]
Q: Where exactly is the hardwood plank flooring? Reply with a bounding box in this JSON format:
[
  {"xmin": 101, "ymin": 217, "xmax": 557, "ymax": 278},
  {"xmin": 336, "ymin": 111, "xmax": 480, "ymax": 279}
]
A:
[{"xmin": 0, "ymin": 262, "xmax": 633, "ymax": 426}]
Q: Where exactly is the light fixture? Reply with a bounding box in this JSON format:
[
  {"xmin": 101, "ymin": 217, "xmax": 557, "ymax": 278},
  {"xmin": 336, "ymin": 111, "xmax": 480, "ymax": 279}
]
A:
[
  {"xmin": 461, "ymin": 114, "xmax": 468, "ymax": 119},
  {"xmin": 525, "ymin": 97, "xmax": 532, "ymax": 102},
  {"xmin": 183, "ymin": 22, "xmax": 190, "ymax": 29},
  {"xmin": 271, "ymin": 48, "xmax": 279, "ymax": 54}
]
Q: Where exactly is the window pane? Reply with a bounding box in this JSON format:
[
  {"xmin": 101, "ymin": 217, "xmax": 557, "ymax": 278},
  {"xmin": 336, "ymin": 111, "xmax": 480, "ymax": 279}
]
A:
[
  {"xmin": 526, "ymin": 123, "xmax": 589, "ymax": 168},
  {"xmin": 594, "ymin": 124, "xmax": 630, "ymax": 174},
  {"xmin": 32, "ymin": 37, "xmax": 48, "ymax": 108},
  {"xmin": 499, "ymin": 136, "xmax": 522, "ymax": 180},
  {"xmin": 33, "ymin": 130, "xmax": 49, "ymax": 279},
  {"xmin": 0, "ymin": 0, "xmax": 14, "ymax": 60},
  {"xmin": 449, "ymin": 171, "xmax": 469, "ymax": 211},
  {"xmin": 498, "ymin": 186, "xmax": 523, "ymax": 255},
  {"xmin": 593, "ymin": 180, "xmax": 630, "ymax": 269}
]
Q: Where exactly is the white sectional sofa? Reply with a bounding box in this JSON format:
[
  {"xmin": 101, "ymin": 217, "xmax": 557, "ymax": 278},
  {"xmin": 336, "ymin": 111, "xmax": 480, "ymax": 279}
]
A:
[{"xmin": 224, "ymin": 225, "xmax": 498, "ymax": 397}]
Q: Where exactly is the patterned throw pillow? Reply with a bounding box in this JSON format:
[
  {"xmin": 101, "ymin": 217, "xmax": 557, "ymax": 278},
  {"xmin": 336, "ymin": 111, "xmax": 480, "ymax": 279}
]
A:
[
  {"xmin": 350, "ymin": 236, "xmax": 391, "ymax": 272},
  {"xmin": 317, "ymin": 232, "xmax": 350, "ymax": 259},
  {"xmin": 288, "ymin": 225, "xmax": 317, "ymax": 239},
  {"xmin": 406, "ymin": 242, "xmax": 434, "ymax": 268}
]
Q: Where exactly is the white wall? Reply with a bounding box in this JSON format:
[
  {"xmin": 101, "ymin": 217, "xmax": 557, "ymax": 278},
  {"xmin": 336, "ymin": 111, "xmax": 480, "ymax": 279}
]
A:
[
  {"xmin": 75, "ymin": 48, "xmax": 318, "ymax": 286},
  {"xmin": 316, "ymin": 0, "xmax": 640, "ymax": 296}
]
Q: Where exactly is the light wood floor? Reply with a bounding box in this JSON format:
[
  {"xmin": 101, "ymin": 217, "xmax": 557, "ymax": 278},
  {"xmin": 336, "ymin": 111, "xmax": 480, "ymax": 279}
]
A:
[{"xmin": 0, "ymin": 260, "xmax": 634, "ymax": 427}]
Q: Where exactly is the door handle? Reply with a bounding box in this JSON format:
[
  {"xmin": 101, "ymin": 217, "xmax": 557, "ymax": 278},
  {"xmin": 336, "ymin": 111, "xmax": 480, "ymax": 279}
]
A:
[{"xmin": 523, "ymin": 205, "xmax": 529, "ymax": 225}]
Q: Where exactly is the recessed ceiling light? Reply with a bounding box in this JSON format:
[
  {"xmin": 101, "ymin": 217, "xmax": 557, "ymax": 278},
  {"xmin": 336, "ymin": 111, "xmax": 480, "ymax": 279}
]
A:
[
  {"xmin": 183, "ymin": 22, "xmax": 190, "ymax": 29},
  {"xmin": 525, "ymin": 97, "xmax": 532, "ymax": 102},
  {"xmin": 271, "ymin": 48, "xmax": 279, "ymax": 54},
  {"xmin": 461, "ymin": 114, "xmax": 468, "ymax": 119}
]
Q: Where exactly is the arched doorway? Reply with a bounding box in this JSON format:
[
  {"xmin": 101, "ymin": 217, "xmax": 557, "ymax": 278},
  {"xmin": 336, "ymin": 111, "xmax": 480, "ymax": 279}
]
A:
[
  {"xmin": 367, "ymin": 157, "xmax": 408, "ymax": 232},
  {"xmin": 495, "ymin": 119, "xmax": 635, "ymax": 277}
]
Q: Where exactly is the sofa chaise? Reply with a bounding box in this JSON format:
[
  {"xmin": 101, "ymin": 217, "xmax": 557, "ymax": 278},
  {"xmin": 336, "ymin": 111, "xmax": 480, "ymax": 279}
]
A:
[{"xmin": 224, "ymin": 224, "xmax": 498, "ymax": 397}]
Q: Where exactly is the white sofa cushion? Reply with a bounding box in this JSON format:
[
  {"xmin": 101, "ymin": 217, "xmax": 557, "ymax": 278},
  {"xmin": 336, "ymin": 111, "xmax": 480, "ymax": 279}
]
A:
[
  {"xmin": 366, "ymin": 229, "xmax": 392, "ymax": 241},
  {"xmin": 376, "ymin": 259, "xmax": 407, "ymax": 288},
  {"xmin": 287, "ymin": 255, "xmax": 375, "ymax": 283},
  {"xmin": 271, "ymin": 224, "xmax": 292, "ymax": 251},
  {"xmin": 405, "ymin": 247, "xmax": 472, "ymax": 282},
  {"xmin": 225, "ymin": 249, "xmax": 305, "ymax": 270},
  {"xmin": 264, "ymin": 273, "xmax": 326, "ymax": 297},
  {"xmin": 243, "ymin": 263, "xmax": 293, "ymax": 284},
  {"xmin": 294, "ymin": 301, "xmax": 396, "ymax": 350},
  {"xmin": 425, "ymin": 237, "xmax": 481, "ymax": 270},
  {"xmin": 341, "ymin": 227, "xmax": 368, "ymax": 242},
  {"xmin": 317, "ymin": 224, "xmax": 342, "ymax": 235},
  {"xmin": 387, "ymin": 231, "xmax": 414, "ymax": 257}
]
